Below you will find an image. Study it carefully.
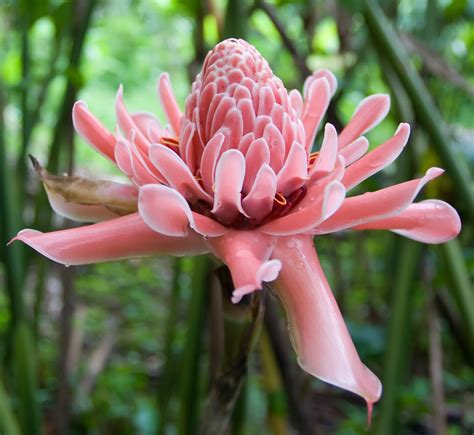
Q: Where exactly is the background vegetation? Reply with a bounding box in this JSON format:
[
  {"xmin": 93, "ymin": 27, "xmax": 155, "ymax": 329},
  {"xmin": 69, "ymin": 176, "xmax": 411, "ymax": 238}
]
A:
[{"xmin": 0, "ymin": 0, "xmax": 473, "ymax": 434}]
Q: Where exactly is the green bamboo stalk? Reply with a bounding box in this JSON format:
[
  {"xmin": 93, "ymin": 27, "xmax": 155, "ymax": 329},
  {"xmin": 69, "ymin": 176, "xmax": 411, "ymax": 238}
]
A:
[
  {"xmin": 157, "ymin": 258, "xmax": 184, "ymax": 435},
  {"xmin": 177, "ymin": 256, "xmax": 211, "ymax": 435},
  {"xmin": 364, "ymin": 0, "xmax": 473, "ymax": 217},
  {"xmin": 439, "ymin": 241, "xmax": 474, "ymax": 346},
  {"xmin": 0, "ymin": 379, "xmax": 21, "ymax": 435},
  {"xmin": 375, "ymin": 240, "xmax": 422, "ymax": 435}
]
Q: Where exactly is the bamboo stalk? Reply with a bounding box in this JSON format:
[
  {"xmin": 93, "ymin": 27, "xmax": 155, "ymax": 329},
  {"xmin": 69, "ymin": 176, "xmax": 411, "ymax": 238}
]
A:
[{"xmin": 364, "ymin": 0, "xmax": 473, "ymax": 216}]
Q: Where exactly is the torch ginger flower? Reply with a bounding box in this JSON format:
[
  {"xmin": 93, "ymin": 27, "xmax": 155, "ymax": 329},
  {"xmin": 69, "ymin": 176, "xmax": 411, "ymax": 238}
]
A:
[{"xmin": 12, "ymin": 39, "xmax": 461, "ymax": 415}]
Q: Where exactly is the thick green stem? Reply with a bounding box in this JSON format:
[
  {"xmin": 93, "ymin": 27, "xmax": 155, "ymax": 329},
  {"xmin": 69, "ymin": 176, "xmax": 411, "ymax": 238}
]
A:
[{"xmin": 0, "ymin": 378, "xmax": 21, "ymax": 435}]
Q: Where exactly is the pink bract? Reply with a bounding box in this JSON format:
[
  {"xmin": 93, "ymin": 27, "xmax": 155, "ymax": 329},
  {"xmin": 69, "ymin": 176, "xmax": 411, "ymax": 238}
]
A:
[{"xmin": 12, "ymin": 39, "xmax": 461, "ymax": 416}]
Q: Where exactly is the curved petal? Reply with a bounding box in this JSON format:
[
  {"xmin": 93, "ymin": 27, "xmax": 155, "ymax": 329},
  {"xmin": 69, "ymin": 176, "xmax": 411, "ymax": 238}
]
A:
[
  {"xmin": 115, "ymin": 139, "xmax": 159, "ymax": 186},
  {"xmin": 316, "ymin": 167, "xmax": 444, "ymax": 234},
  {"xmin": 10, "ymin": 213, "xmax": 208, "ymax": 265},
  {"xmin": 352, "ymin": 199, "xmax": 461, "ymax": 243},
  {"xmin": 115, "ymin": 86, "xmax": 151, "ymax": 155},
  {"xmin": 243, "ymin": 138, "xmax": 270, "ymax": 193},
  {"xmin": 158, "ymin": 72, "xmax": 182, "ymax": 136},
  {"xmin": 342, "ymin": 123, "xmax": 410, "ymax": 190},
  {"xmin": 259, "ymin": 180, "xmax": 346, "ymax": 236},
  {"xmin": 148, "ymin": 143, "xmax": 213, "ymax": 203},
  {"xmin": 205, "ymin": 230, "xmax": 281, "ymax": 303},
  {"xmin": 276, "ymin": 143, "xmax": 308, "ymax": 196},
  {"xmin": 304, "ymin": 69, "xmax": 337, "ymax": 97},
  {"xmin": 302, "ymin": 78, "xmax": 331, "ymax": 153},
  {"xmin": 338, "ymin": 94, "xmax": 390, "ymax": 149},
  {"xmin": 131, "ymin": 111, "xmax": 162, "ymax": 140},
  {"xmin": 211, "ymin": 149, "xmax": 248, "ymax": 224},
  {"xmin": 310, "ymin": 123, "xmax": 338, "ymax": 179},
  {"xmin": 200, "ymin": 133, "xmax": 225, "ymax": 194},
  {"xmin": 339, "ymin": 136, "xmax": 369, "ymax": 167},
  {"xmin": 72, "ymin": 101, "xmax": 116, "ymax": 162},
  {"xmin": 139, "ymin": 184, "xmax": 226, "ymax": 237},
  {"xmin": 242, "ymin": 164, "xmax": 277, "ymax": 221},
  {"xmin": 272, "ymin": 235, "xmax": 381, "ymax": 410}
]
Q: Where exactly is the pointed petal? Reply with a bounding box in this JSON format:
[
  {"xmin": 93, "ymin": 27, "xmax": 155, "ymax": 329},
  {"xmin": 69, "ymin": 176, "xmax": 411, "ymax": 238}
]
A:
[
  {"xmin": 289, "ymin": 89, "xmax": 303, "ymax": 117},
  {"xmin": 272, "ymin": 235, "xmax": 382, "ymax": 406},
  {"xmin": 302, "ymin": 78, "xmax": 331, "ymax": 153},
  {"xmin": 316, "ymin": 168, "xmax": 444, "ymax": 234},
  {"xmin": 242, "ymin": 164, "xmax": 277, "ymax": 221},
  {"xmin": 115, "ymin": 86, "xmax": 151, "ymax": 154},
  {"xmin": 342, "ymin": 123, "xmax": 410, "ymax": 190},
  {"xmin": 148, "ymin": 143, "xmax": 213, "ymax": 203},
  {"xmin": 205, "ymin": 230, "xmax": 281, "ymax": 303},
  {"xmin": 339, "ymin": 136, "xmax": 369, "ymax": 166},
  {"xmin": 11, "ymin": 213, "xmax": 208, "ymax": 265},
  {"xmin": 72, "ymin": 101, "xmax": 116, "ymax": 162},
  {"xmin": 310, "ymin": 123, "xmax": 338, "ymax": 179},
  {"xmin": 338, "ymin": 94, "xmax": 390, "ymax": 149},
  {"xmin": 158, "ymin": 73, "xmax": 182, "ymax": 136},
  {"xmin": 353, "ymin": 199, "xmax": 461, "ymax": 243},
  {"xmin": 276, "ymin": 143, "xmax": 308, "ymax": 196},
  {"xmin": 200, "ymin": 133, "xmax": 225, "ymax": 195},
  {"xmin": 115, "ymin": 139, "xmax": 159, "ymax": 186},
  {"xmin": 211, "ymin": 149, "xmax": 248, "ymax": 224},
  {"xmin": 139, "ymin": 184, "xmax": 226, "ymax": 237},
  {"xmin": 259, "ymin": 180, "xmax": 346, "ymax": 236}
]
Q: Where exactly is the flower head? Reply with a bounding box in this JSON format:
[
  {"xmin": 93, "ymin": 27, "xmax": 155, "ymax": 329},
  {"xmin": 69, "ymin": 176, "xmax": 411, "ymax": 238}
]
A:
[{"xmin": 12, "ymin": 38, "xmax": 461, "ymax": 416}]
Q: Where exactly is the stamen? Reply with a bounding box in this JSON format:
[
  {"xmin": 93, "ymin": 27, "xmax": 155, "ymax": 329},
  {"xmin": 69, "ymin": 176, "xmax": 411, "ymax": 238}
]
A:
[
  {"xmin": 161, "ymin": 136, "xmax": 180, "ymax": 148},
  {"xmin": 308, "ymin": 151, "xmax": 319, "ymax": 168},
  {"xmin": 274, "ymin": 192, "xmax": 287, "ymax": 206}
]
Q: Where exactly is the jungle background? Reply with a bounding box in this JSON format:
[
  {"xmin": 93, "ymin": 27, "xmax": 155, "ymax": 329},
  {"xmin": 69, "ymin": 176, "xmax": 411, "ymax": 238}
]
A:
[{"xmin": 0, "ymin": 0, "xmax": 473, "ymax": 434}]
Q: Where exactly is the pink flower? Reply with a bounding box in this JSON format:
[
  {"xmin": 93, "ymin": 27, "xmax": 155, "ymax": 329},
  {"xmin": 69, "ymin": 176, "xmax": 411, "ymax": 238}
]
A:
[{"xmin": 12, "ymin": 39, "xmax": 460, "ymax": 415}]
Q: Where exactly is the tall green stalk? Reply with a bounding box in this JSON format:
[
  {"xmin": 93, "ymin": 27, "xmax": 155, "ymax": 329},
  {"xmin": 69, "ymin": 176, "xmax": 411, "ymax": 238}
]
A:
[
  {"xmin": 0, "ymin": 378, "xmax": 21, "ymax": 435},
  {"xmin": 364, "ymin": 0, "xmax": 473, "ymax": 217},
  {"xmin": 177, "ymin": 256, "xmax": 211, "ymax": 435}
]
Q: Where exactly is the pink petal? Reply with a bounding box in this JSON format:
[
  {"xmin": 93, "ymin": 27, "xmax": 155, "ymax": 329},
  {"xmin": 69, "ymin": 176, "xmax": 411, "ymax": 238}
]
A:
[
  {"xmin": 200, "ymin": 133, "xmax": 225, "ymax": 194},
  {"xmin": 339, "ymin": 136, "xmax": 369, "ymax": 166},
  {"xmin": 276, "ymin": 143, "xmax": 308, "ymax": 196},
  {"xmin": 342, "ymin": 123, "xmax": 410, "ymax": 190},
  {"xmin": 302, "ymin": 78, "xmax": 331, "ymax": 153},
  {"xmin": 148, "ymin": 144, "xmax": 213, "ymax": 203},
  {"xmin": 243, "ymin": 138, "xmax": 270, "ymax": 192},
  {"xmin": 115, "ymin": 86, "xmax": 151, "ymax": 155},
  {"xmin": 157, "ymin": 73, "xmax": 182, "ymax": 136},
  {"xmin": 289, "ymin": 89, "xmax": 303, "ymax": 117},
  {"xmin": 338, "ymin": 94, "xmax": 390, "ymax": 149},
  {"xmin": 205, "ymin": 230, "xmax": 281, "ymax": 303},
  {"xmin": 211, "ymin": 149, "xmax": 248, "ymax": 224},
  {"xmin": 10, "ymin": 213, "xmax": 208, "ymax": 265},
  {"xmin": 131, "ymin": 111, "xmax": 161, "ymax": 140},
  {"xmin": 237, "ymin": 98, "xmax": 256, "ymax": 135},
  {"xmin": 115, "ymin": 139, "xmax": 159, "ymax": 186},
  {"xmin": 72, "ymin": 101, "xmax": 116, "ymax": 162},
  {"xmin": 272, "ymin": 235, "xmax": 382, "ymax": 408},
  {"xmin": 259, "ymin": 180, "xmax": 346, "ymax": 236},
  {"xmin": 310, "ymin": 123, "xmax": 338, "ymax": 179},
  {"xmin": 316, "ymin": 167, "xmax": 444, "ymax": 234},
  {"xmin": 263, "ymin": 123, "xmax": 285, "ymax": 172},
  {"xmin": 304, "ymin": 69, "xmax": 337, "ymax": 97},
  {"xmin": 139, "ymin": 184, "xmax": 226, "ymax": 237},
  {"xmin": 242, "ymin": 164, "xmax": 277, "ymax": 221},
  {"xmin": 353, "ymin": 199, "xmax": 461, "ymax": 243}
]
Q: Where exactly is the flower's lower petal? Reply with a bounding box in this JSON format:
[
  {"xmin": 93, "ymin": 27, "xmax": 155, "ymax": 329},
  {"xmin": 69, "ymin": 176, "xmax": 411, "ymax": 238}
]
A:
[
  {"xmin": 342, "ymin": 123, "xmax": 410, "ymax": 190},
  {"xmin": 242, "ymin": 164, "xmax": 277, "ymax": 221},
  {"xmin": 272, "ymin": 235, "xmax": 382, "ymax": 408},
  {"xmin": 139, "ymin": 184, "xmax": 226, "ymax": 237},
  {"xmin": 276, "ymin": 142, "xmax": 308, "ymax": 196},
  {"xmin": 205, "ymin": 230, "xmax": 281, "ymax": 303},
  {"xmin": 157, "ymin": 73, "xmax": 182, "ymax": 136},
  {"xmin": 259, "ymin": 180, "xmax": 346, "ymax": 236},
  {"xmin": 339, "ymin": 136, "xmax": 369, "ymax": 166},
  {"xmin": 211, "ymin": 149, "xmax": 248, "ymax": 224},
  {"xmin": 72, "ymin": 102, "xmax": 116, "ymax": 162},
  {"xmin": 302, "ymin": 78, "xmax": 331, "ymax": 153},
  {"xmin": 338, "ymin": 94, "xmax": 390, "ymax": 149},
  {"xmin": 310, "ymin": 123, "xmax": 338, "ymax": 178},
  {"xmin": 353, "ymin": 199, "xmax": 461, "ymax": 243},
  {"xmin": 149, "ymin": 144, "xmax": 213, "ymax": 203},
  {"xmin": 316, "ymin": 167, "xmax": 444, "ymax": 234},
  {"xmin": 131, "ymin": 111, "xmax": 163, "ymax": 142},
  {"xmin": 10, "ymin": 213, "xmax": 208, "ymax": 265}
]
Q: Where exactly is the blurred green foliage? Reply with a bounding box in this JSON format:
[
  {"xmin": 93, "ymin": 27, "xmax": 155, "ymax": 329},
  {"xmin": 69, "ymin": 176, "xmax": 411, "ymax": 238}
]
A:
[{"xmin": 0, "ymin": 0, "xmax": 473, "ymax": 434}]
